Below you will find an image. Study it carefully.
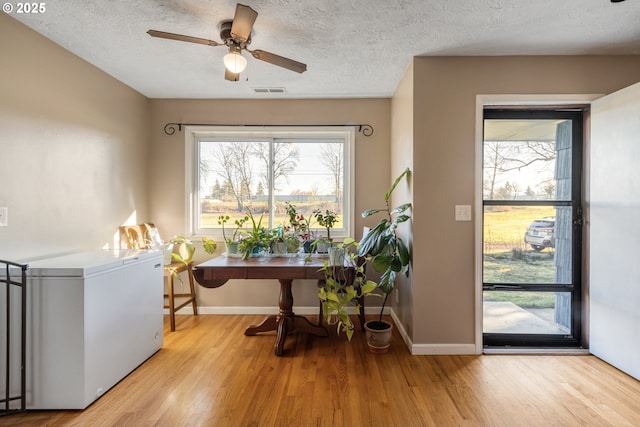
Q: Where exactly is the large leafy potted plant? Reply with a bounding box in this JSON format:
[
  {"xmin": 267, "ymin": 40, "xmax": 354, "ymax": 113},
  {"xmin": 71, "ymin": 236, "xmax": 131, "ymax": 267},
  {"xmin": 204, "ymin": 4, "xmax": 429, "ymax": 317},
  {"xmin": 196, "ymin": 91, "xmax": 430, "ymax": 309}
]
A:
[
  {"xmin": 318, "ymin": 238, "xmax": 378, "ymax": 341},
  {"xmin": 358, "ymin": 167, "xmax": 412, "ymax": 353}
]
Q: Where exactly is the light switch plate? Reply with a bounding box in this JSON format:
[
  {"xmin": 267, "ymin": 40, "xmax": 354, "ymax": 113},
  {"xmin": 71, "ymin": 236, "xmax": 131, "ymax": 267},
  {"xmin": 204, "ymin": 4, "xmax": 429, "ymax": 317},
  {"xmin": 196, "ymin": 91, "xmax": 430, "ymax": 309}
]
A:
[
  {"xmin": 0, "ymin": 207, "xmax": 7, "ymax": 227},
  {"xmin": 455, "ymin": 205, "xmax": 471, "ymax": 221}
]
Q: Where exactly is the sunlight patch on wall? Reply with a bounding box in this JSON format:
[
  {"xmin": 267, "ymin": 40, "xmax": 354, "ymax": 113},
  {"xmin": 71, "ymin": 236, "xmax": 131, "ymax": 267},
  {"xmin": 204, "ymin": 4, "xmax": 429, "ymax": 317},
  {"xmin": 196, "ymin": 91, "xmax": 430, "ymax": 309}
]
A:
[{"xmin": 102, "ymin": 211, "xmax": 138, "ymax": 250}]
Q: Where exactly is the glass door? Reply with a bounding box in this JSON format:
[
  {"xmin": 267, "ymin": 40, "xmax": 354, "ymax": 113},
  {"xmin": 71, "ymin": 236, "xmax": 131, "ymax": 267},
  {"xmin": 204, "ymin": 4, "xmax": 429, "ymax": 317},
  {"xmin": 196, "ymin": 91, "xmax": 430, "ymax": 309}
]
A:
[{"xmin": 482, "ymin": 109, "xmax": 583, "ymax": 347}]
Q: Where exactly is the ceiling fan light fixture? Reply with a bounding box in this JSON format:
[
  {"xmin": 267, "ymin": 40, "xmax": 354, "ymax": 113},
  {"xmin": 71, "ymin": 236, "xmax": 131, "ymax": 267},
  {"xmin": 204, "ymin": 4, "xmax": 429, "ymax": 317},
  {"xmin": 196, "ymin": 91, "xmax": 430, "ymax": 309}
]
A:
[
  {"xmin": 223, "ymin": 48, "xmax": 247, "ymax": 74},
  {"xmin": 148, "ymin": 3, "xmax": 306, "ymax": 80}
]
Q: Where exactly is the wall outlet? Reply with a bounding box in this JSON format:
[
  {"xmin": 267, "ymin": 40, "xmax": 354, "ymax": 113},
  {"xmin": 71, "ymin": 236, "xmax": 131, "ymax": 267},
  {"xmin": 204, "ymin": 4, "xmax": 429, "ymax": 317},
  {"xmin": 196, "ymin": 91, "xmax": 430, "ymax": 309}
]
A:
[
  {"xmin": 455, "ymin": 205, "xmax": 472, "ymax": 221},
  {"xmin": 0, "ymin": 207, "xmax": 7, "ymax": 227}
]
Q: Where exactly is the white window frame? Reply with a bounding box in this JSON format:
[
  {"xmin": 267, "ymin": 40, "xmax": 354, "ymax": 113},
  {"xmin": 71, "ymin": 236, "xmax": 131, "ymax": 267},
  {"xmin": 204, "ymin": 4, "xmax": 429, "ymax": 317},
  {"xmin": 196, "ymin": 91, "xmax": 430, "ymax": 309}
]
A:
[{"xmin": 184, "ymin": 126, "xmax": 356, "ymax": 241}]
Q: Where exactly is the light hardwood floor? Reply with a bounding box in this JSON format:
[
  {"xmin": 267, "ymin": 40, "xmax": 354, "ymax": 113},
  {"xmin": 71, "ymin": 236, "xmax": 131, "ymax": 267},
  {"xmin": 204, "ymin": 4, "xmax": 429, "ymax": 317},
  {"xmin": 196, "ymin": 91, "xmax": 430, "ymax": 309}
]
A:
[{"xmin": 4, "ymin": 314, "xmax": 640, "ymax": 427}]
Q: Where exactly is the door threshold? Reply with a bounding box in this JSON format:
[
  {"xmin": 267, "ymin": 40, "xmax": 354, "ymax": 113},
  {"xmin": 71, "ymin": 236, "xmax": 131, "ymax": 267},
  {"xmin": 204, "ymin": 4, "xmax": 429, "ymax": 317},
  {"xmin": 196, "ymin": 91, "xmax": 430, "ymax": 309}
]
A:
[{"xmin": 483, "ymin": 347, "xmax": 590, "ymax": 355}]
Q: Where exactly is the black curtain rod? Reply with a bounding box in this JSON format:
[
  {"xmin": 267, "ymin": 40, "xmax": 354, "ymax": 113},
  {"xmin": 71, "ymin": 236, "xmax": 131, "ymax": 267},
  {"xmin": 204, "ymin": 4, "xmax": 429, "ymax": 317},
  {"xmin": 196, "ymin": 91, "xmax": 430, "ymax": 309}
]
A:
[{"xmin": 162, "ymin": 123, "xmax": 374, "ymax": 137}]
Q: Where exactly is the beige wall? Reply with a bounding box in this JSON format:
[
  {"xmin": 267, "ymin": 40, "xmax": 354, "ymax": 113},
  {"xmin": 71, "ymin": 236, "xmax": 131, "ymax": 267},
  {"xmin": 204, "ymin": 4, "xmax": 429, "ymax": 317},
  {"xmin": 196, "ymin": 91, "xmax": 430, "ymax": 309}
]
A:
[
  {"xmin": 389, "ymin": 62, "xmax": 415, "ymax": 337},
  {"xmin": 148, "ymin": 98, "xmax": 391, "ymax": 308},
  {"xmin": 0, "ymin": 14, "xmax": 150, "ymax": 261},
  {"xmin": 408, "ymin": 56, "xmax": 640, "ymax": 350}
]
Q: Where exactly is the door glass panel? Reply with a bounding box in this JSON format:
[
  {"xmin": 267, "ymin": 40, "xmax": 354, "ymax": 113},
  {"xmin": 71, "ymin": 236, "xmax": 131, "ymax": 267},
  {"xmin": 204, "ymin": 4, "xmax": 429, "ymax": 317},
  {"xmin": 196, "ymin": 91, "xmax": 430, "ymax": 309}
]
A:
[
  {"xmin": 483, "ymin": 205, "xmax": 572, "ymax": 284},
  {"xmin": 483, "ymin": 291, "xmax": 571, "ymax": 335},
  {"xmin": 483, "ymin": 119, "xmax": 572, "ymax": 202}
]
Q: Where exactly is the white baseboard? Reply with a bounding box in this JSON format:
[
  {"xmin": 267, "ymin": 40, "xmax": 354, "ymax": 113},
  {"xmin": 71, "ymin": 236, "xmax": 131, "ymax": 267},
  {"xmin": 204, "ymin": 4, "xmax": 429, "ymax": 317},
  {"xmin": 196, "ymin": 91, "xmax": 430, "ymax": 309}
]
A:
[
  {"xmin": 167, "ymin": 305, "xmax": 391, "ymax": 316},
  {"xmin": 410, "ymin": 343, "xmax": 479, "ymax": 355},
  {"xmin": 387, "ymin": 310, "xmax": 478, "ymax": 355},
  {"xmin": 389, "ymin": 309, "xmax": 412, "ymax": 351},
  {"xmin": 168, "ymin": 306, "xmax": 478, "ymax": 355}
]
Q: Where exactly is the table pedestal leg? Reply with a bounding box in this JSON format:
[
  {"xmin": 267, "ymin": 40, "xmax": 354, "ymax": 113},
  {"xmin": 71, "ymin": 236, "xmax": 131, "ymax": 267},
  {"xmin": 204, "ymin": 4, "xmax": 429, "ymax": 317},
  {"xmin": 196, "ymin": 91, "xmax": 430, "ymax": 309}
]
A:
[{"xmin": 244, "ymin": 278, "xmax": 327, "ymax": 356}]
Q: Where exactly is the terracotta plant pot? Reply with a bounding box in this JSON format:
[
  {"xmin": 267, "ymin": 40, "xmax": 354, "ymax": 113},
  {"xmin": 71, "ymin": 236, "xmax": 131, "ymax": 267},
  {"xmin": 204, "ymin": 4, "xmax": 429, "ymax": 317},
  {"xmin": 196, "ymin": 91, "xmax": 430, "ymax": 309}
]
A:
[{"xmin": 364, "ymin": 320, "xmax": 393, "ymax": 353}]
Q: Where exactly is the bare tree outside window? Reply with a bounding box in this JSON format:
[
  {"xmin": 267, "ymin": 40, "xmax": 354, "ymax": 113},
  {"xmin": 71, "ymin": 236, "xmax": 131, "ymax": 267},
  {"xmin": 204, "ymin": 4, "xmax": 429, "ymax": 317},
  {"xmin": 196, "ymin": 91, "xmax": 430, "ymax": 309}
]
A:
[
  {"xmin": 483, "ymin": 140, "xmax": 556, "ymax": 200},
  {"xmin": 320, "ymin": 143, "xmax": 343, "ymax": 206},
  {"xmin": 213, "ymin": 142, "xmax": 262, "ymax": 211},
  {"xmin": 254, "ymin": 141, "xmax": 299, "ymax": 193}
]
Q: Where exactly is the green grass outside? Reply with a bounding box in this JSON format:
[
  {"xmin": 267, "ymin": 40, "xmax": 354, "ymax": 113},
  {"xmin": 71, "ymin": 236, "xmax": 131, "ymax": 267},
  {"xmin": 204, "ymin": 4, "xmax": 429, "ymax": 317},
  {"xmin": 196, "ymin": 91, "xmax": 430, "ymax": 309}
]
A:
[
  {"xmin": 483, "ymin": 291, "xmax": 555, "ymax": 308},
  {"xmin": 200, "ymin": 213, "xmax": 344, "ymax": 230},
  {"xmin": 483, "ymin": 205, "xmax": 558, "ymax": 308},
  {"xmin": 484, "ymin": 205, "xmax": 555, "ymax": 252},
  {"xmin": 199, "ymin": 201, "xmax": 344, "ymax": 231},
  {"xmin": 483, "ymin": 250, "xmax": 555, "ymax": 283}
]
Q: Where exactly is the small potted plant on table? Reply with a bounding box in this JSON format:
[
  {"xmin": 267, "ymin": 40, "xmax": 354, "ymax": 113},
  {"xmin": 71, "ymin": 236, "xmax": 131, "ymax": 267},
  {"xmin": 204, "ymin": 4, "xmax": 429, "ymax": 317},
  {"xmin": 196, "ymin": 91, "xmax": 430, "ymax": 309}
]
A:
[
  {"xmin": 218, "ymin": 214, "xmax": 249, "ymax": 255},
  {"xmin": 270, "ymin": 225, "xmax": 301, "ymax": 256},
  {"xmin": 285, "ymin": 202, "xmax": 315, "ymax": 253},
  {"xmin": 313, "ymin": 208, "xmax": 338, "ymax": 253},
  {"xmin": 238, "ymin": 209, "xmax": 272, "ymax": 259}
]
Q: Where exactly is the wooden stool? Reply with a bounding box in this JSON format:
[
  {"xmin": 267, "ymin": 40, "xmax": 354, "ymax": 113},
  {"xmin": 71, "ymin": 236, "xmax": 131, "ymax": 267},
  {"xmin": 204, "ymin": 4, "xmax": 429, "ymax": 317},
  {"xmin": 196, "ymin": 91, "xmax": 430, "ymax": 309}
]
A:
[{"xmin": 164, "ymin": 261, "xmax": 198, "ymax": 332}]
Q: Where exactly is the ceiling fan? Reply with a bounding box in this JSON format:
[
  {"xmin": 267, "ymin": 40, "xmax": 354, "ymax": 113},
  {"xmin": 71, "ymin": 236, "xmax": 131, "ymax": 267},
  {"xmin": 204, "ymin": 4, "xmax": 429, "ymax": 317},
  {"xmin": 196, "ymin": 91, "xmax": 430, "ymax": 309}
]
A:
[{"xmin": 147, "ymin": 3, "xmax": 307, "ymax": 81}]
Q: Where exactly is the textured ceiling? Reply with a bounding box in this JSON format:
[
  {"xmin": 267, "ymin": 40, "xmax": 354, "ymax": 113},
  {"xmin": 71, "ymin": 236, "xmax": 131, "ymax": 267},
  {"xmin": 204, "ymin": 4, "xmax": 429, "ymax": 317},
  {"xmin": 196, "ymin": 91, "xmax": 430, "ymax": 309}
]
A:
[{"xmin": 9, "ymin": 0, "xmax": 640, "ymax": 99}]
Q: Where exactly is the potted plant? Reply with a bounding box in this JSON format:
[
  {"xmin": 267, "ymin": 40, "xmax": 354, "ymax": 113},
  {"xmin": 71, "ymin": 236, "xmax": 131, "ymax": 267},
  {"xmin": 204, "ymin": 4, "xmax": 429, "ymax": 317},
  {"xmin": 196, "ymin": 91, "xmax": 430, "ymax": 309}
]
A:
[
  {"xmin": 318, "ymin": 238, "xmax": 378, "ymax": 341},
  {"xmin": 167, "ymin": 235, "xmax": 217, "ymax": 281},
  {"xmin": 313, "ymin": 208, "xmax": 338, "ymax": 253},
  {"xmin": 270, "ymin": 226, "xmax": 302, "ymax": 255},
  {"xmin": 238, "ymin": 208, "xmax": 272, "ymax": 259},
  {"xmin": 285, "ymin": 202, "xmax": 315, "ymax": 253},
  {"xmin": 201, "ymin": 236, "xmax": 218, "ymax": 256},
  {"xmin": 168, "ymin": 235, "xmax": 218, "ymax": 263},
  {"xmin": 168, "ymin": 235, "xmax": 197, "ymax": 265},
  {"xmin": 218, "ymin": 214, "xmax": 248, "ymax": 254},
  {"xmin": 358, "ymin": 167, "xmax": 412, "ymax": 353}
]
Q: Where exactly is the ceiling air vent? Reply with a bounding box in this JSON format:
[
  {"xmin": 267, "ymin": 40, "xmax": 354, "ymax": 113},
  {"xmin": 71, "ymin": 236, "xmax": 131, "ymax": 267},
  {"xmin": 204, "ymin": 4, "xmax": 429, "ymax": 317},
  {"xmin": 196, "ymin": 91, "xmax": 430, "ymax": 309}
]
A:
[{"xmin": 252, "ymin": 87, "xmax": 286, "ymax": 94}]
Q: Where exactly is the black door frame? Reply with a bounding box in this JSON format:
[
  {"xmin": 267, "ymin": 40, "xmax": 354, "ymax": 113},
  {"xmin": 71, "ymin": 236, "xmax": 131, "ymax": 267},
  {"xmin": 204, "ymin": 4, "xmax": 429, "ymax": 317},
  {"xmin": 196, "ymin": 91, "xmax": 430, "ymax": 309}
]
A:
[{"xmin": 482, "ymin": 108, "xmax": 584, "ymax": 348}]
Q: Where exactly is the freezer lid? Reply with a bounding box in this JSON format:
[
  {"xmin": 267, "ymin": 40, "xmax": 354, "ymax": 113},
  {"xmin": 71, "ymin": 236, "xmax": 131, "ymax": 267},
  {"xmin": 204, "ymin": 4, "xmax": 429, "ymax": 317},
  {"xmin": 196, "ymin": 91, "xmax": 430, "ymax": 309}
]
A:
[{"xmin": 25, "ymin": 249, "xmax": 163, "ymax": 277}]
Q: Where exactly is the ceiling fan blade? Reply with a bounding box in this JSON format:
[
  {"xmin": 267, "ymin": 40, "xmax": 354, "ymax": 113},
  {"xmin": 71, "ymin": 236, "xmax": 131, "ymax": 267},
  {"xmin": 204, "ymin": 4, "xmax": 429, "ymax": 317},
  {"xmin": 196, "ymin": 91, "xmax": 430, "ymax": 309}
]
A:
[
  {"xmin": 225, "ymin": 68, "xmax": 240, "ymax": 82},
  {"xmin": 147, "ymin": 30, "xmax": 221, "ymax": 47},
  {"xmin": 248, "ymin": 49, "xmax": 307, "ymax": 74},
  {"xmin": 230, "ymin": 4, "xmax": 258, "ymax": 42}
]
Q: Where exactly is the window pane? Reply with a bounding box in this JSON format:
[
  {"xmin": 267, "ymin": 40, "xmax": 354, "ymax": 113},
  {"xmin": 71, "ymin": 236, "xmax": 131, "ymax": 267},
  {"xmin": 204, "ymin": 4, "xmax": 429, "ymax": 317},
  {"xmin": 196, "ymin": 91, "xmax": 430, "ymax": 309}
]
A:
[
  {"xmin": 198, "ymin": 140, "xmax": 269, "ymax": 231},
  {"xmin": 196, "ymin": 137, "xmax": 346, "ymax": 238},
  {"xmin": 273, "ymin": 139, "xmax": 344, "ymax": 238},
  {"xmin": 483, "ymin": 119, "xmax": 572, "ymax": 201},
  {"xmin": 483, "ymin": 205, "xmax": 571, "ymax": 284},
  {"xmin": 483, "ymin": 291, "xmax": 571, "ymax": 335}
]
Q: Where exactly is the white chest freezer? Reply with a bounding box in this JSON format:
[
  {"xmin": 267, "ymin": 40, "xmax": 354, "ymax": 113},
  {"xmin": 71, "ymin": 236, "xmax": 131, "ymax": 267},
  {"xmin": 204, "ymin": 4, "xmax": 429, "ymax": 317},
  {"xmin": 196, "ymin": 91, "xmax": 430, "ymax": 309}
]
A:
[{"xmin": 22, "ymin": 249, "xmax": 164, "ymax": 409}]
